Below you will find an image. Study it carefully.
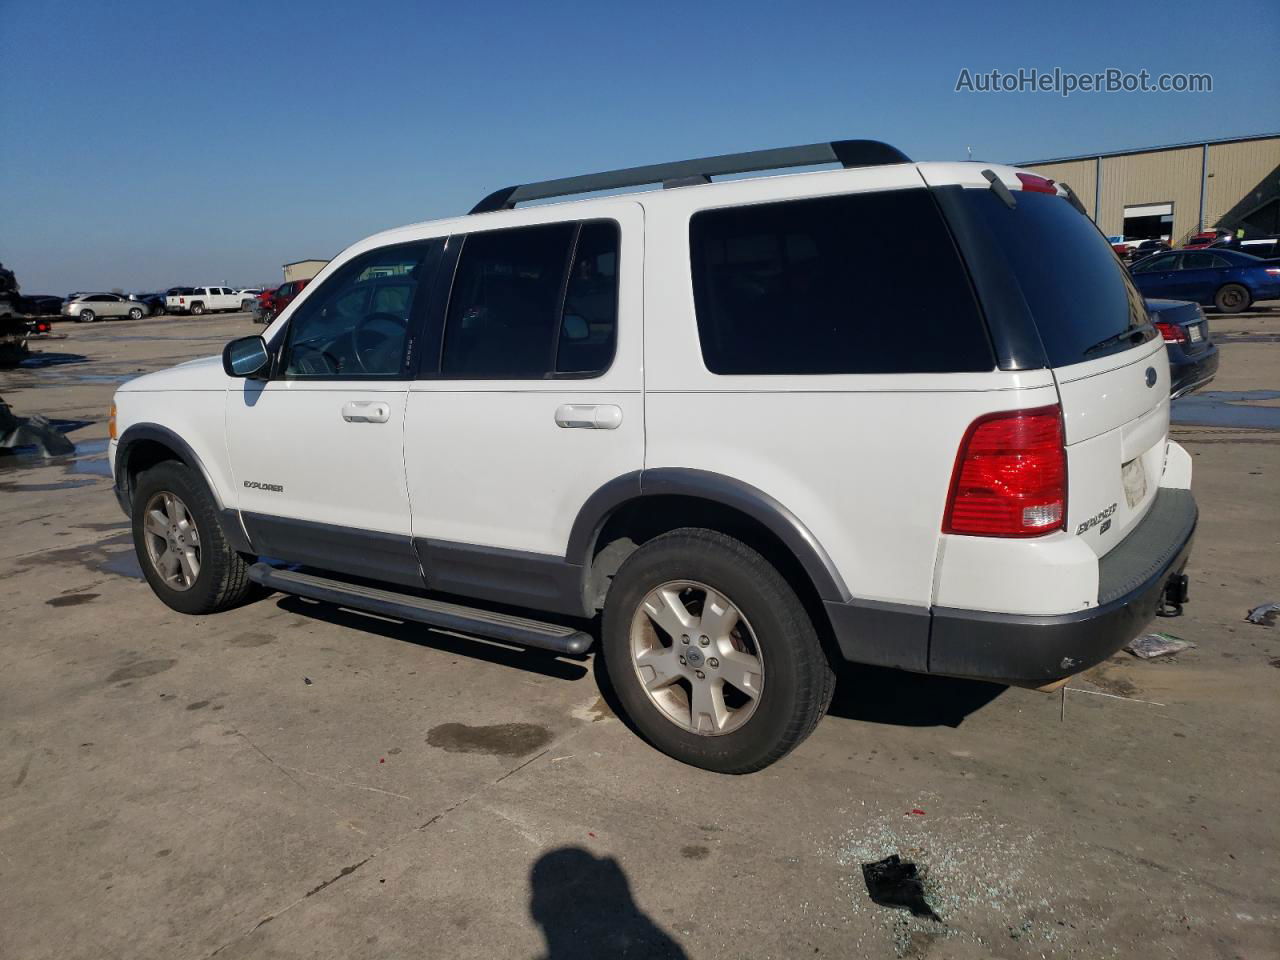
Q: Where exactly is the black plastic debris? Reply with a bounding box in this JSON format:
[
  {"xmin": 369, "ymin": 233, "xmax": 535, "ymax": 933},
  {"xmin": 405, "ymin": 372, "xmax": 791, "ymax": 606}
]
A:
[
  {"xmin": 303, "ymin": 677, "xmax": 313, "ymax": 685},
  {"xmin": 1245, "ymin": 602, "xmax": 1279, "ymax": 627},
  {"xmin": 861, "ymin": 854, "xmax": 939, "ymax": 920}
]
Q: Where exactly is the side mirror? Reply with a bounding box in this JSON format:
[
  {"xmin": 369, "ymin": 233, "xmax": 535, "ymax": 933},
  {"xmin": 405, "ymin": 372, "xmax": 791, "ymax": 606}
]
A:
[{"xmin": 223, "ymin": 335, "xmax": 270, "ymax": 378}]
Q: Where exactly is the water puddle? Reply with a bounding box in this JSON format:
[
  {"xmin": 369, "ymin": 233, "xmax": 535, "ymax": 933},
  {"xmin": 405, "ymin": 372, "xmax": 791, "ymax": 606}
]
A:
[{"xmin": 1172, "ymin": 390, "xmax": 1280, "ymax": 430}]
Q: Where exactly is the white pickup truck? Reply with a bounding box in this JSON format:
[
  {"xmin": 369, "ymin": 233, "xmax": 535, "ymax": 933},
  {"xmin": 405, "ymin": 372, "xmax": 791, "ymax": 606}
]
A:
[{"xmin": 164, "ymin": 286, "xmax": 256, "ymax": 315}]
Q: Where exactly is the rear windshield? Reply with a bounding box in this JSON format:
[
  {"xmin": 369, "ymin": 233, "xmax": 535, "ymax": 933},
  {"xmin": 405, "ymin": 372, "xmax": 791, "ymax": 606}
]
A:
[{"xmin": 954, "ymin": 189, "xmax": 1151, "ymax": 367}]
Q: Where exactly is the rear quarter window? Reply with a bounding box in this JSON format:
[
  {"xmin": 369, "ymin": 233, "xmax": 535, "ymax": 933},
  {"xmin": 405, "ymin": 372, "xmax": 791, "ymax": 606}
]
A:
[{"xmin": 689, "ymin": 189, "xmax": 994, "ymax": 375}]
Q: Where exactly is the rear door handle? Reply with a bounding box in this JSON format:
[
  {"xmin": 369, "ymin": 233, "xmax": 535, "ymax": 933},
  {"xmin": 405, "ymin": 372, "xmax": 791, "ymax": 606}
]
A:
[
  {"xmin": 555, "ymin": 404, "xmax": 622, "ymax": 430},
  {"xmin": 342, "ymin": 401, "xmax": 391, "ymax": 423}
]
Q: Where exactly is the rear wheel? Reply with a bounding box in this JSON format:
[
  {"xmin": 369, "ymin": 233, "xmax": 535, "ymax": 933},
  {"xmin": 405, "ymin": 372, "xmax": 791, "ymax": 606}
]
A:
[
  {"xmin": 1214, "ymin": 283, "xmax": 1250, "ymax": 313},
  {"xmin": 132, "ymin": 461, "xmax": 257, "ymax": 615},
  {"xmin": 601, "ymin": 528, "xmax": 835, "ymax": 773},
  {"xmin": 128, "ymin": 307, "xmax": 143, "ymax": 320},
  {"xmin": 190, "ymin": 302, "xmax": 205, "ymax": 315},
  {"xmin": 77, "ymin": 309, "xmax": 95, "ymax": 323}
]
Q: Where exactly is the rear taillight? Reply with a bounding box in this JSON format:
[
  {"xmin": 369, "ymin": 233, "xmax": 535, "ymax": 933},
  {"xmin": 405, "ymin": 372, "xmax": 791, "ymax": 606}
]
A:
[
  {"xmin": 1154, "ymin": 321, "xmax": 1188, "ymax": 344},
  {"xmin": 1015, "ymin": 172, "xmax": 1057, "ymax": 194},
  {"xmin": 943, "ymin": 406, "xmax": 1066, "ymax": 537},
  {"xmin": 179, "ymin": 297, "xmax": 185, "ymax": 304},
  {"xmin": 1265, "ymin": 268, "xmax": 1280, "ymax": 276}
]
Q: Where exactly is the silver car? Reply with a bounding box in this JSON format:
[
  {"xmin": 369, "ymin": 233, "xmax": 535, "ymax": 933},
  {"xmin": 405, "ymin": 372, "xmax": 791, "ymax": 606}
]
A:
[{"xmin": 62, "ymin": 293, "xmax": 147, "ymax": 322}]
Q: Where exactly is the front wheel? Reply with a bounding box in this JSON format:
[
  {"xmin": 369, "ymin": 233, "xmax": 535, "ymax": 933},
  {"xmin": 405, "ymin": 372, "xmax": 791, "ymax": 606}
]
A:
[
  {"xmin": 128, "ymin": 307, "xmax": 143, "ymax": 320},
  {"xmin": 1214, "ymin": 283, "xmax": 1250, "ymax": 314},
  {"xmin": 132, "ymin": 461, "xmax": 258, "ymax": 615},
  {"xmin": 601, "ymin": 528, "xmax": 835, "ymax": 773}
]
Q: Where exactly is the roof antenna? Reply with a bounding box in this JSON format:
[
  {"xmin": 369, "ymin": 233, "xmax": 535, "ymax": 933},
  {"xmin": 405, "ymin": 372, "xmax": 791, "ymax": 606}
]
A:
[{"xmin": 966, "ymin": 145, "xmax": 973, "ymax": 161}]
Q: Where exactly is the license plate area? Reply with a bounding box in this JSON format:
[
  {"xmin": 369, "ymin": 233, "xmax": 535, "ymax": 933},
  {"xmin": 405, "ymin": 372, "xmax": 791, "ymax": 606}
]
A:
[
  {"xmin": 1188, "ymin": 324, "xmax": 1203, "ymax": 343},
  {"xmin": 1122, "ymin": 457, "xmax": 1148, "ymax": 509}
]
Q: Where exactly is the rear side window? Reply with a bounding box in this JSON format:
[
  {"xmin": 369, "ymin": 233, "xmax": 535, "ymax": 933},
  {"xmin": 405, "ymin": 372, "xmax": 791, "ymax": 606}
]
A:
[
  {"xmin": 953, "ymin": 189, "xmax": 1150, "ymax": 367},
  {"xmin": 441, "ymin": 220, "xmax": 619, "ymax": 378},
  {"xmin": 689, "ymin": 190, "xmax": 994, "ymax": 375}
]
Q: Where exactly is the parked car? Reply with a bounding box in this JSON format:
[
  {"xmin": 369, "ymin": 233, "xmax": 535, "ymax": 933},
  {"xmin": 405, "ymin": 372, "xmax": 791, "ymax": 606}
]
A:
[
  {"xmin": 109, "ymin": 139, "xmax": 1198, "ymax": 773},
  {"xmin": 1130, "ymin": 248, "xmax": 1280, "ymax": 313},
  {"xmin": 164, "ymin": 286, "xmax": 245, "ymax": 315},
  {"xmin": 233, "ymin": 288, "xmax": 263, "ymax": 309},
  {"xmin": 16, "ymin": 294, "xmax": 66, "ymax": 316},
  {"xmin": 1131, "ymin": 239, "xmax": 1170, "ymax": 260},
  {"xmin": 255, "ymin": 279, "xmax": 311, "ymax": 323},
  {"xmin": 1182, "ymin": 231, "xmax": 1227, "ymax": 249},
  {"xmin": 130, "ymin": 292, "xmax": 166, "ymax": 315},
  {"xmin": 62, "ymin": 293, "xmax": 147, "ymax": 322},
  {"xmin": 1209, "ymin": 234, "xmax": 1280, "ymax": 259},
  {"xmin": 1145, "ymin": 299, "xmax": 1219, "ymax": 399}
]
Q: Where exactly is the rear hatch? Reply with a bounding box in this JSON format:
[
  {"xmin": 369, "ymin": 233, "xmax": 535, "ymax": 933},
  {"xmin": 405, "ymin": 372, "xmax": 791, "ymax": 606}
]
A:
[{"xmin": 926, "ymin": 168, "xmax": 1168, "ymax": 559}]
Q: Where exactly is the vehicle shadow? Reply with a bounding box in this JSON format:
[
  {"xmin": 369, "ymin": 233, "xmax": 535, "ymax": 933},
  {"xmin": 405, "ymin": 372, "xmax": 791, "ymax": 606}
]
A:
[
  {"xmin": 826, "ymin": 663, "xmax": 1006, "ymax": 728},
  {"xmin": 272, "ymin": 594, "xmax": 589, "ymax": 682},
  {"xmin": 529, "ymin": 847, "xmax": 688, "ymax": 960}
]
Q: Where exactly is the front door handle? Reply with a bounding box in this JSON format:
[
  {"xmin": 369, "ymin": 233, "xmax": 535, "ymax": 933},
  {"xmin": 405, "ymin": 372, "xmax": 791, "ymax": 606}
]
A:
[
  {"xmin": 342, "ymin": 401, "xmax": 391, "ymax": 423},
  {"xmin": 555, "ymin": 404, "xmax": 622, "ymax": 430}
]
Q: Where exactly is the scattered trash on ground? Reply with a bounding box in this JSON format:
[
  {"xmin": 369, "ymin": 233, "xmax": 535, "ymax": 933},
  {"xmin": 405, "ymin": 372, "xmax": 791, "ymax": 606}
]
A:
[
  {"xmin": 303, "ymin": 677, "xmax": 313, "ymax": 685},
  {"xmin": 861, "ymin": 854, "xmax": 940, "ymax": 920},
  {"xmin": 1245, "ymin": 602, "xmax": 1280, "ymax": 627},
  {"xmin": 0, "ymin": 398, "xmax": 74, "ymax": 457},
  {"xmin": 1124, "ymin": 633, "xmax": 1196, "ymax": 659}
]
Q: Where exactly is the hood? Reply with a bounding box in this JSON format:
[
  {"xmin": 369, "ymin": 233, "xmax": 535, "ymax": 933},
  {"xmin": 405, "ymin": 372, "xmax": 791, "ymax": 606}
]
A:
[{"xmin": 117, "ymin": 354, "xmax": 226, "ymax": 392}]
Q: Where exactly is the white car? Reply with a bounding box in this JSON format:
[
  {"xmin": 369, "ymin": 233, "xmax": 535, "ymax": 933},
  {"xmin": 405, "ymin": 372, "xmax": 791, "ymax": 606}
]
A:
[
  {"xmin": 62, "ymin": 293, "xmax": 147, "ymax": 322},
  {"xmin": 164, "ymin": 286, "xmax": 253, "ymax": 315},
  {"xmin": 108, "ymin": 139, "xmax": 1197, "ymax": 773}
]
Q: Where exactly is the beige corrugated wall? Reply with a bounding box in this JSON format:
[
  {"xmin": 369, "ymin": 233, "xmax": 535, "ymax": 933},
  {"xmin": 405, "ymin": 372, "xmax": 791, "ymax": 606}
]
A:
[
  {"xmin": 1097, "ymin": 147, "xmax": 1202, "ymax": 243},
  {"xmin": 1204, "ymin": 138, "xmax": 1280, "ymax": 231},
  {"xmin": 1024, "ymin": 136, "xmax": 1280, "ymax": 244}
]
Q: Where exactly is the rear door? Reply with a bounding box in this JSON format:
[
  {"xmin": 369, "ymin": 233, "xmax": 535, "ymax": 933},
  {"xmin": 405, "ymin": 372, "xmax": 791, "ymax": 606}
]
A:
[
  {"xmin": 403, "ymin": 204, "xmax": 643, "ymax": 613},
  {"xmin": 1130, "ymin": 253, "xmax": 1180, "ymax": 297},
  {"xmin": 935, "ymin": 177, "xmax": 1169, "ymax": 557}
]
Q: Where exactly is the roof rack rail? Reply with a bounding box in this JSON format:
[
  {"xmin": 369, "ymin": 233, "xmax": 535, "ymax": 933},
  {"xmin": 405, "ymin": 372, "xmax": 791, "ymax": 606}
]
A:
[{"xmin": 469, "ymin": 139, "xmax": 911, "ymax": 214}]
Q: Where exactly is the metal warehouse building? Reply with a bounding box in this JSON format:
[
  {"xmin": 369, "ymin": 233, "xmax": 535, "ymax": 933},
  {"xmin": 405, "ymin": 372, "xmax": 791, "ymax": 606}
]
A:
[{"xmin": 1020, "ymin": 132, "xmax": 1279, "ymax": 246}]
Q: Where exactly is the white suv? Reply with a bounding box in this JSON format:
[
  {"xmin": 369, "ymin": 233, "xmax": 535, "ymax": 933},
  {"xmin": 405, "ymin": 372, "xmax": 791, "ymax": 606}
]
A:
[{"xmin": 109, "ymin": 139, "xmax": 1197, "ymax": 773}]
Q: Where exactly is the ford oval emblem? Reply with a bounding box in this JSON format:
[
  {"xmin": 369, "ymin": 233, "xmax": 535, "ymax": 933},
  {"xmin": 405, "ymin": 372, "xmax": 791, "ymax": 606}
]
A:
[{"xmin": 1145, "ymin": 366, "xmax": 1157, "ymax": 388}]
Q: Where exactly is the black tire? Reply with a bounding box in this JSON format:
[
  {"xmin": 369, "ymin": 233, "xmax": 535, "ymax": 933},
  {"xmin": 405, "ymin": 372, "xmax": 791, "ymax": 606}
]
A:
[
  {"xmin": 128, "ymin": 307, "xmax": 143, "ymax": 320},
  {"xmin": 190, "ymin": 302, "xmax": 205, "ymax": 316},
  {"xmin": 1214, "ymin": 283, "xmax": 1250, "ymax": 314},
  {"xmin": 78, "ymin": 309, "xmax": 95, "ymax": 323},
  {"xmin": 131, "ymin": 461, "xmax": 257, "ymax": 615},
  {"xmin": 601, "ymin": 528, "xmax": 835, "ymax": 773},
  {"xmin": 241, "ymin": 299, "xmax": 254, "ymax": 311}
]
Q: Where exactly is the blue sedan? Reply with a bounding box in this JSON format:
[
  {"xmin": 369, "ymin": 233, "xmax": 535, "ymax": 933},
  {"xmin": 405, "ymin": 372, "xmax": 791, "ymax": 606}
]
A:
[{"xmin": 1130, "ymin": 248, "xmax": 1280, "ymax": 313}]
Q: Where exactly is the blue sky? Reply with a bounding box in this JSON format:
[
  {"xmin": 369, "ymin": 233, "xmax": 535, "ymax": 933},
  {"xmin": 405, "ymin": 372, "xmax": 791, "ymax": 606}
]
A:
[{"xmin": 2, "ymin": 0, "xmax": 1277, "ymax": 293}]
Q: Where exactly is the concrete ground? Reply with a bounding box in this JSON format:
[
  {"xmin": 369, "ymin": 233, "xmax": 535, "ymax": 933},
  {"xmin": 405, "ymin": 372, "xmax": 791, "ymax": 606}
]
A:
[{"xmin": 1, "ymin": 309, "xmax": 1277, "ymax": 960}]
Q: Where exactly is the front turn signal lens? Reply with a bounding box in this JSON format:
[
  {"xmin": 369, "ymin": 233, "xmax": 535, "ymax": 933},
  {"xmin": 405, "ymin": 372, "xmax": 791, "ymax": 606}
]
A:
[{"xmin": 108, "ymin": 402, "xmax": 117, "ymax": 440}]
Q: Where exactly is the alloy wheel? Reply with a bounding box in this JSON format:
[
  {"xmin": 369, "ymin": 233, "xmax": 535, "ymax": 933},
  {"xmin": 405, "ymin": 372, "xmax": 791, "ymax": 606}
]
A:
[
  {"xmin": 629, "ymin": 580, "xmax": 764, "ymax": 735},
  {"xmin": 142, "ymin": 491, "xmax": 202, "ymax": 591}
]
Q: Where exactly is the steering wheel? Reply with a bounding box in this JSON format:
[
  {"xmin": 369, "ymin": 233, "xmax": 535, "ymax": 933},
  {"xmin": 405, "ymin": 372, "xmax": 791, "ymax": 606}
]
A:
[{"xmin": 352, "ymin": 312, "xmax": 408, "ymax": 373}]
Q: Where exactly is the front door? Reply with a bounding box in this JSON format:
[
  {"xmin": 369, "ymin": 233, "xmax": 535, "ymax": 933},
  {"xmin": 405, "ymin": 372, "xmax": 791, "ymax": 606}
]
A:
[
  {"xmin": 404, "ymin": 205, "xmax": 644, "ymax": 614},
  {"xmin": 226, "ymin": 238, "xmax": 443, "ymax": 586}
]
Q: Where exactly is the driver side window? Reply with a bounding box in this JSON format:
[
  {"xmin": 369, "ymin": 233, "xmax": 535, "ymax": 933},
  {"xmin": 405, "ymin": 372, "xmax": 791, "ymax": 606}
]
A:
[{"xmin": 282, "ymin": 241, "xmax": 436, "ymax": 378}]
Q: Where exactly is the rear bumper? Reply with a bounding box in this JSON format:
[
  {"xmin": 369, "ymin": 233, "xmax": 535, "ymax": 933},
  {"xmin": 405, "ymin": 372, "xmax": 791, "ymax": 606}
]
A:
[{"xmin": 827, "ymin": 488, "xmax": 1197, "ymax": 683}]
